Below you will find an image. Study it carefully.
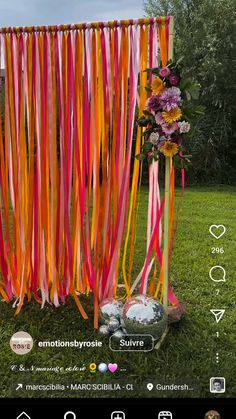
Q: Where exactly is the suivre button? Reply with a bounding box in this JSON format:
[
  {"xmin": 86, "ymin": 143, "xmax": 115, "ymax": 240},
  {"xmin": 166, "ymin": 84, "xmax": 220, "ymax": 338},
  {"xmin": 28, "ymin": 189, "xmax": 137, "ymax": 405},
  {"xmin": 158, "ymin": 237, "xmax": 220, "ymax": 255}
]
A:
[{"xmin": 109, "ymin": 334, "xmax": 154, "ymax": 351}]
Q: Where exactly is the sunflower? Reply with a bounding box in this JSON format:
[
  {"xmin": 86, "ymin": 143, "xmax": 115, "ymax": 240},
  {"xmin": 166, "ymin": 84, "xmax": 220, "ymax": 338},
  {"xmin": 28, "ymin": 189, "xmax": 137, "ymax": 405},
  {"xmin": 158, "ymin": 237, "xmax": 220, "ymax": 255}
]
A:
[
  {"xmin": 160, "ymin": 140, "xmax": 179, "ymax": 158},
  {"xmin": 162, "ymin": 107, "xmax": 182, "ymax": 124},
  {"xmin": 151, "ymin": 77, "xmax": 166, "ymax": 95}
]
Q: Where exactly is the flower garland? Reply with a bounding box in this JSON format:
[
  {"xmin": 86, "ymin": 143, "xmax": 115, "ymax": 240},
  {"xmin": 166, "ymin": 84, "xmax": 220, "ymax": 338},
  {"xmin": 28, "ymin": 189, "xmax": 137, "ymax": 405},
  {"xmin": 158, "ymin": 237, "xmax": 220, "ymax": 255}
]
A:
[{"xmin": 136, "ymin": 59, "xmax": 204, "ymax": 167}]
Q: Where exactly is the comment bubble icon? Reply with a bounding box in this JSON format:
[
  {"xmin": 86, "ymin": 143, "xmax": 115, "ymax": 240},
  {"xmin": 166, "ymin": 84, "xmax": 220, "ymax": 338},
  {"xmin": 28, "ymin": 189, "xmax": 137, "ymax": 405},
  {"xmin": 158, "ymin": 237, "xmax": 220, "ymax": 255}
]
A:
[{"xmin": 209, "ymin": 266, "xmax": 226, "ymax": 283}]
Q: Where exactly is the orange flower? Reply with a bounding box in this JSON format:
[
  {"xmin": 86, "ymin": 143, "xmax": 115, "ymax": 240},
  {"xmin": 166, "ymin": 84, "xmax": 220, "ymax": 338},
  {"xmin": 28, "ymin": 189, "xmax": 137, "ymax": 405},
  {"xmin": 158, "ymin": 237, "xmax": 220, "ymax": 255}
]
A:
[
  {"xmin": 151, "ymin": 77, "xmax": 166, "ymax": 95},
  {"xmin": 160, "ymin": 140, "xmax": 179, "ymax": 158},
  {"xmin": 162, "ymin": 107, "xmax": 182, "ymax": 123}
]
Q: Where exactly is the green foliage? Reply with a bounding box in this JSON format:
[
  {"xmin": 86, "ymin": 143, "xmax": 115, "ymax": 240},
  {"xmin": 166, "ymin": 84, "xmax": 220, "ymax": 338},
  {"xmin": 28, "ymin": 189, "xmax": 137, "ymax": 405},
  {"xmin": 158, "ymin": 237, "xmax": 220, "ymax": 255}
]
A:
[
  {"xmin": 135, "ymin": 153, "xmax": 146, "ymax": 161},
  {"xmin": 144, "ymin": 0, "xmax": 236, "ymax": 184},
  {"xmin": 173, "ymin": 153, "xmax": 192, "ymax": 171}
]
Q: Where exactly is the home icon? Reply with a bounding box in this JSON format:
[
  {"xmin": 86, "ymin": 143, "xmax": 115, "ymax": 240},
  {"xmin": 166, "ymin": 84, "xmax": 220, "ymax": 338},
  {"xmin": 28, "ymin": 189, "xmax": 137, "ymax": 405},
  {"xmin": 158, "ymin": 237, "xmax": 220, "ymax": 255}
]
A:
[{"xmin": 16, "ymin": 412, "xmax": 31, "ymax": 419}]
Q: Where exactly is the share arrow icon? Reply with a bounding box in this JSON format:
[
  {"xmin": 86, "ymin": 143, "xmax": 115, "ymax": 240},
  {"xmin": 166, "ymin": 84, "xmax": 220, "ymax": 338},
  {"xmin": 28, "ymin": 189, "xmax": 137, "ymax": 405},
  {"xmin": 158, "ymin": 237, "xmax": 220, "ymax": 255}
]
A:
[{"xmin": 210, "ymin": 309, "xmax": 225, "ymax": 323}]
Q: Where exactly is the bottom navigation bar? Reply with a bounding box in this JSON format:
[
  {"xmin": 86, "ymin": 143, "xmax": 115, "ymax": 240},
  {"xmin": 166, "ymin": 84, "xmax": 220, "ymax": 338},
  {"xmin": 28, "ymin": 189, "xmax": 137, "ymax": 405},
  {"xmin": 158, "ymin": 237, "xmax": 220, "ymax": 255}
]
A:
[{"xmin": 1, "ymin": 398, "xmax": 234, "ymax": 419}]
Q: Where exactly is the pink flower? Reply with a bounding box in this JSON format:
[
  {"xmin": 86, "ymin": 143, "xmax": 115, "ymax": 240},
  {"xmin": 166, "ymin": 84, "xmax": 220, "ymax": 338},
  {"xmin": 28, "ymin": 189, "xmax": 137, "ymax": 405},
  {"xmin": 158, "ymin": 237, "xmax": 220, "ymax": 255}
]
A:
[
  {"xmin": 178, "ymin": 121, "xmax": 191, "ymax": 133},
  {"xmin": 146, "ymin": 95, "xmax": 162, "ymax": 112},
  {"xmin": 169, "ymin": 74, "xmax": 181, "ymax": 86},
  {"xmin": 160, "ymin": 87, "xmax": 181, "ymax": 111},
  {"xmin": 162, "ymin": 122, "xmax": 178, "ymax": 135},
  {"xmin": 149, "ymin": 132, "xmax": 159, "ymax": 144},
  {"xmin": 155, "ymin": 112, "xmax": 166, "ymax": 125},
  {"xmin": 159, "ymin": 67, "xmax": 171, "ymax": 78}
]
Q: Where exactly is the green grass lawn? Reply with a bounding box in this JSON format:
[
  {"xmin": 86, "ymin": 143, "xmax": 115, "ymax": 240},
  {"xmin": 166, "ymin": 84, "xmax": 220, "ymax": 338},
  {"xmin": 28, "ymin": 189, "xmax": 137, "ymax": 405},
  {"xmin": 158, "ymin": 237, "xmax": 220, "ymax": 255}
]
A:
[{"xmin": 1, "ymin": 185, "xmax": 236, "ymax": 398}]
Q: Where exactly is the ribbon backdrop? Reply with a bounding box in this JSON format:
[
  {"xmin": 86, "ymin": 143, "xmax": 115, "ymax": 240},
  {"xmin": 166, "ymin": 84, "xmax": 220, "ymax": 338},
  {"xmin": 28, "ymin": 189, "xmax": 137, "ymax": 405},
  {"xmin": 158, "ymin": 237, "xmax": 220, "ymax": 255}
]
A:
[{"xmin": 0, "ymin": 17, "xmax": 172, "ymax": 327}]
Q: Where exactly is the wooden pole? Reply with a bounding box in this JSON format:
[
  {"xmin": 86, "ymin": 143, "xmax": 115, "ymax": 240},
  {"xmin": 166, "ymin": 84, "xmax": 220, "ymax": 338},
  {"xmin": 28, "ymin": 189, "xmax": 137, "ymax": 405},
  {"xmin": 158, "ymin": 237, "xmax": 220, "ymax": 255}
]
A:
[
  {"xmin": 163, "ymin": 156, "xmax": 171, "ymax": 309},
  {"xmin": 168, "ymin": 16, "xmax": 174, "ymax": 61},
  {"xmin": 163, "ymin": 16, "xmax": 174, "ymax": 310}
]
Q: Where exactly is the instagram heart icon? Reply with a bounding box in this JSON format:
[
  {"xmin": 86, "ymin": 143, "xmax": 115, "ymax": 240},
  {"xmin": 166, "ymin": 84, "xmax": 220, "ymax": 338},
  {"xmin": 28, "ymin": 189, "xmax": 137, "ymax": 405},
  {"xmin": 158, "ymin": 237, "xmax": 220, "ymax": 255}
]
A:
[
  {"xmin": 108, "ymin": 363, "xmax": 118, "ymax": 373},
  {"xmin": 209, "ymin": 224, "xmax": 226, "ymax": 240}
]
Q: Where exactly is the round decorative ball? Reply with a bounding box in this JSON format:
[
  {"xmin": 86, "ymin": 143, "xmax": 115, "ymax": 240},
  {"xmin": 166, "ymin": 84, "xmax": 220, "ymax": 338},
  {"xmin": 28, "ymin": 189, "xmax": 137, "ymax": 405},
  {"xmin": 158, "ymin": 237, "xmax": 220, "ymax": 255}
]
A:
[
  {"xmin": 111, "ymin": 329, "xmax": 125, "ymax": 341},
  {"xmin": 133, "ymin": 294, "xmax": 153, "ymax": 303},
  {"xmin": 99, "ymin": 298, "xmax": 123, "ymax": 324},
  {"xmin": 122, "ymin": 295, "xmax": 167, "ymax": 340},
  {"xmin": 107, "ymin": 317, "xmax": 120, "ymax": 333},
  {"xmin": 98, "ymin": 324, "xmax": 110, "ymax": 336},
  {"xmin": 120, "ymin": 318, "xmax": 128, "ymax": 335},
  {"xmin": 98, "ymin": 363, "xmax": 108, "ymax": 373}
]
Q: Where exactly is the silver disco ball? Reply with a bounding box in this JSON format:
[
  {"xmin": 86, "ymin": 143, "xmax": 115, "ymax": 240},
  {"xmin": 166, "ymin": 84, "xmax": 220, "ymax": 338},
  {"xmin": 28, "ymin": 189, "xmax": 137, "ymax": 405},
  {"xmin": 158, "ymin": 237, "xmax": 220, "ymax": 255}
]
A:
[
  {"xmin": 107, "ymin": 317, "xmax": 120, "ymax": 333},
  {"xmin": 133, "ymin": 294, "xmax": 153, "ymax": 303},
  {"xmin": 122, "ymin": 294, "xmax": 167, "ymax": 340},
  {"xmin": 98, "ymin": 324, "xmax": 110, "ymax": 336},
  {"xmin": 99, "ymin": 298, "xmax": 123, "ymax": 325}
]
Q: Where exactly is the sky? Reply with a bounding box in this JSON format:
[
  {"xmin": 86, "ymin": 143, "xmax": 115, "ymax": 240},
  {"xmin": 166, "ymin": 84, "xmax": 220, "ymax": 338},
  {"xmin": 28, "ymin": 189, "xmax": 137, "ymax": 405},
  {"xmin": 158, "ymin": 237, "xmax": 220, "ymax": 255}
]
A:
[{"xmin": 0, "ymin": 0, "xmax": 145, "ymax": 27}]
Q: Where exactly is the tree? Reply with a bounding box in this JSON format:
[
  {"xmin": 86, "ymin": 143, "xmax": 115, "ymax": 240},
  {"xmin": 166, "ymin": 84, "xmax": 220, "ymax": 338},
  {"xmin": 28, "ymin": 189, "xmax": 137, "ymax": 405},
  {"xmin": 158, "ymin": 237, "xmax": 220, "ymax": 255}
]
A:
[{"xmin": 144, "ymin": 0, "xmax": 236, "ymax": 184}]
